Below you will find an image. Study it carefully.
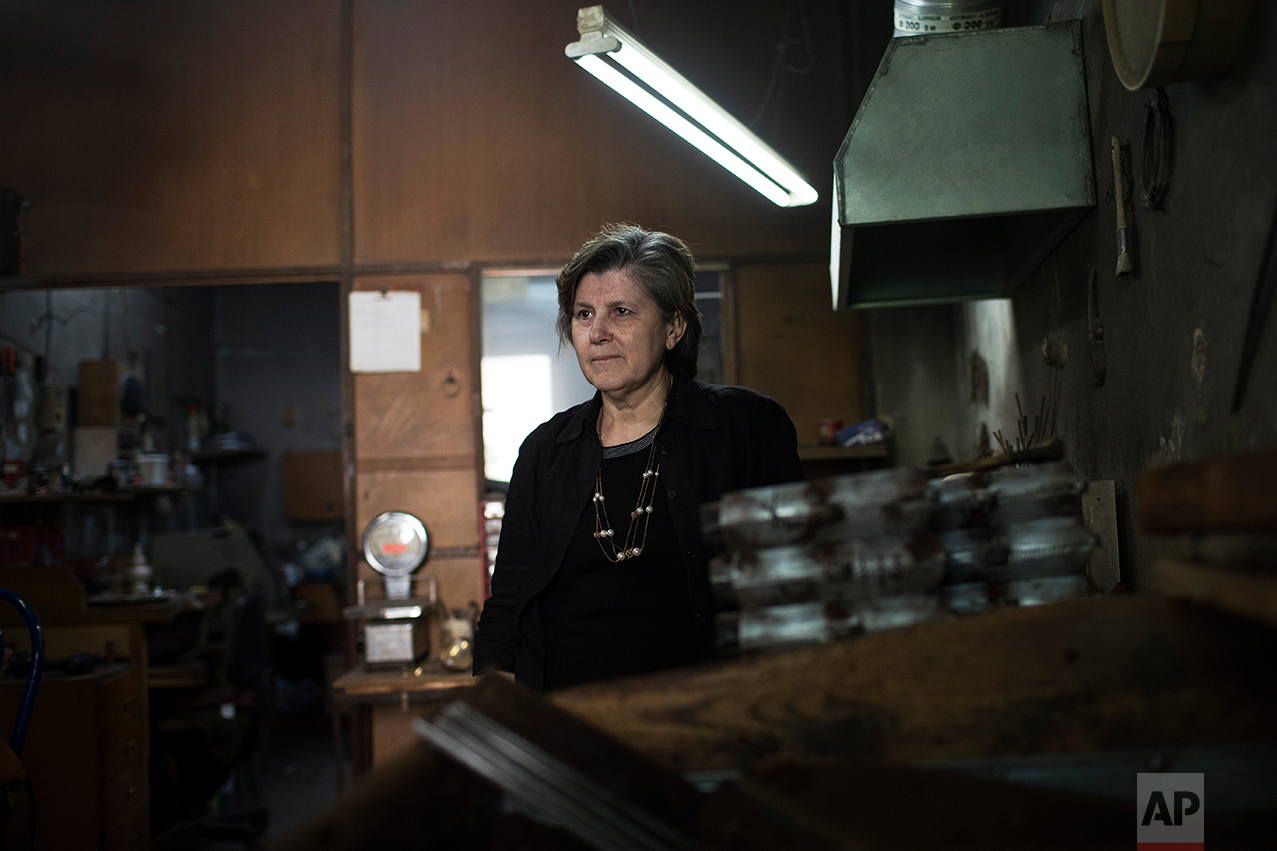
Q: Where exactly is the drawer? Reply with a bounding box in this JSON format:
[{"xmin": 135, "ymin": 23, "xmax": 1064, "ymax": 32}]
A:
[
  {"xmin": 101, "ymin": 665, "xmax": 144, "ymax": 724},
  {"xmin": 103, "ymin": 760, "xmax": 146, "ymax": 829},
  {"xmin": 101, "ymin": 799, "xmax": 149, "ymax": 851},
  {"xmin": 102, "ymin": 708, "xmax": 146, "ymax": 773}
]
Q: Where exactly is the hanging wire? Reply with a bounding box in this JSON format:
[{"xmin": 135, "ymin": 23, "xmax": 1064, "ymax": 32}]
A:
[
  {"xmin": 626, "ymin": 0, "xmax": 641, "ymax": 37},
  {"xmin": 1140, "ymin": 87, "xmax": 1173, "ymax": 210},
  {"xmin": 748, "ymin": 0, "xmax": 815, "ymax": 130}
]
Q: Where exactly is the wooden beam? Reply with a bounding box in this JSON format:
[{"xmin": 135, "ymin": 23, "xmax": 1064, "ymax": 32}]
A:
[{"xmin": 551, "ymin": 595, "xmax": 1277, "ymax": 772}]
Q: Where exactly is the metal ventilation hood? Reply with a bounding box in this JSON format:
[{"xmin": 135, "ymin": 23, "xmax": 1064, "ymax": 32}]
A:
[{"xmin": 832, "ymin": 21, "xmax": 1095, "ymax": 309}]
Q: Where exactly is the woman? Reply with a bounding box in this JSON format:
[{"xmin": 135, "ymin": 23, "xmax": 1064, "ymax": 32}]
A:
[{"xmin": 474, "ymin": 224, "xmax": 803, "ymax": 691}]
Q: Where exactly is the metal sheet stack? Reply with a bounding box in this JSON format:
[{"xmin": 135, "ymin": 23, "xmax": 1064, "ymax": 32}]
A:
[
  {"xmin": 937, "ymin": 462, "xmax": 1098, "ymax": 615},
  {"xmin": 705, "ymin": 463, "xmax": 1097, "ymax": 654}
]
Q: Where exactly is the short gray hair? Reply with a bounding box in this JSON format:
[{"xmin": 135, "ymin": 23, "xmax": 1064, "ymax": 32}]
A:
[{"xmin": 556, "ymin": 224, "xmax": 703, "ymax": 377}]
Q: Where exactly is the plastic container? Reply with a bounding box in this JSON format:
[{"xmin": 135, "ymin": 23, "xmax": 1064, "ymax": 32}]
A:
[{"xmin": 136, "ymin": 453, "xmax": 169, "ymax": 487}]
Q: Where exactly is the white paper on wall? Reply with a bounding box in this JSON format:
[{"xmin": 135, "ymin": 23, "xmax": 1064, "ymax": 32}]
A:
[{"xmin": 349, "ymin": 291, "xmax": 422, "ymax": 373}]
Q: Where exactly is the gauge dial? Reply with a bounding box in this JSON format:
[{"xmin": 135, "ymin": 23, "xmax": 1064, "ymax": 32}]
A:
[{"xmin": 362, "ymin": 512, "xmax": 429, "ymax": 577}]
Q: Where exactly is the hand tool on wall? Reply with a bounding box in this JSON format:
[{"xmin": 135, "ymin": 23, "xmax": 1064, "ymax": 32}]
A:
[
  {"xmin": 1111, "ymin": 137, "xmax": 1132, "ymax": 276},
  {"xmin": 1088, "ymin": 269, "xmax": 1106, "ymax": 387},
  {"xmin": 1231, "ymin": 201, "xmax": 1277, "ymax": 412}
]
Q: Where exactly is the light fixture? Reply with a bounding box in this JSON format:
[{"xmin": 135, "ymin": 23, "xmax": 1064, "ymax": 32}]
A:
[{"xmin": 565, "ymin": 6, "xmax": 818, "ymax": 208}]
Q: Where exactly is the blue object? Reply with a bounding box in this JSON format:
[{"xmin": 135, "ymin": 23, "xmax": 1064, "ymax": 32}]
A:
[
  {"xmin": 836, "ymin": 418, "xmax": 890, "ymax": 447},
  {"xmin": 0, "ymin": 588, "xmax": 44, "ymax": 757}
]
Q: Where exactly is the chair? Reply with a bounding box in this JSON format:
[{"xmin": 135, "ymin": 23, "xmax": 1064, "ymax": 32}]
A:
[
  {"xmin": 0, "ymin": 588, "xmax": 45, "ymax": 851},
  {"xmin": 149, "ymin": 575, "xmax": 271, "ymax": 850}
]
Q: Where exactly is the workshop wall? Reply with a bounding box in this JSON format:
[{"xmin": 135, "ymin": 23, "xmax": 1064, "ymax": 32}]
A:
[
  {"xmin": 0, "ymin": 0, "xmax": 344, "ymax": 276},
  {"xmin": 0, "ymin": 286, "xmax": 215, "ymax": 456},
  {"xmin": 866, "ymin": 304, "xmax": 964, "ymax": 467},
  {"xmin": 878, "ymin": 1, "xmax": 1277, "ymax": 586},
  {"xmin": 351, "ymin": 0, "xmax": 850, "ymax": 266},
  {"xmin": 1, "ymin": 0, "xmax": 851, "ymax": 277},
  {"xmin": 1, "ymin": 0, "xmax": 873, "ymax": 616},
  {"xmin": 213, "ymin": 282, "xmax": 343, "ymax": 547}
]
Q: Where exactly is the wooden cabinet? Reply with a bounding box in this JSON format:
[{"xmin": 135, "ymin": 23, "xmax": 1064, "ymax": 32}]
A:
[{"xmin": 0, "ymin": 664, "xmax": 149, "ymax": 851}]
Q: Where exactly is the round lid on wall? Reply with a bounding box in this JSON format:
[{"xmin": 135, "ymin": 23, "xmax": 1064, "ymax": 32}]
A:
[
  {"xmin": 1102, "ymin": 0, "xmax": 1257, "ymax": 91},
  {"xmin": 362, "ymin": 511, "xmax": 429, "ymax": 577}
]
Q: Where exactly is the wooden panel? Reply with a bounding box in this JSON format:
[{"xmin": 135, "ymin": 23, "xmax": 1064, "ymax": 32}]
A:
[
  {"xmin": 370, "ymin": 704, "xmax": 425, "ymax": 768},
  {"xmin": 736, "ymin": 264, "xmax": 865, "ymax": 445},
  {"xmin": 353, "ymin": 274, "xmax": 476, "ymax": 463},
  {"xmin": 0, "ymin": 674, "xmax": 104, "ymax": 850},
  {"xmin": 0, "ymin": 0, "xmax": 342, "ymax": 275},
  {"xmin": 281, "ymin": 450, "xmax": 345, "ymax": 521},
  {"xmin": 38, "ymin": 624, "xmax": 134, "ymax": 661},
  {"xmin": 551, "ymin": 595, "xmax": 1277, "ymax": 772},
  {"xmin": 101, "ymin": 703, "xmax": 146, "ymax": 773},
  {"xmin": 101, "ymin": 797, "xmax": 149, "ymax": 851},
  {"xmin": 1136, "ymin": 449, "xmax": 1277, "ymax": 533},
  {"xmin": 103, "ymin": 761, "xmax": 146, "ymax": 830},
  {"xmin": 355, "ymin": 469, "xmax": 485, "ymax": 610},
  {"xmin": 77, "ymin": 360, "xmax": 120, "ymax": 426},
  {"xmin": 419, "ymin": 554, "xmax": 487, "ymax": 614},
  {"xmin": 1147, "ymin": 557, "xmax": 1277, "ymax": 630},
  {"xmin": 351, "ymin": 0, "xmax": 847, "ymax": 265},
  {"xmin": 355, "ymin": 470, "xmax": 479, "ymax": 548}
]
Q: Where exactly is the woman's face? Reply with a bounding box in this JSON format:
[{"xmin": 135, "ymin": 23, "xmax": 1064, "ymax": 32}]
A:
[{"xmin": 571, "ymin": 268, "xmax": 685, "ymax": 401}]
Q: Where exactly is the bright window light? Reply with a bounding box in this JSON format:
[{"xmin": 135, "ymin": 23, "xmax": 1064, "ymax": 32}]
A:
[
  {"xmin": 481, "ymin": 354, "xmax": 553, "ymax": 484},
  {"xmin": 566, "ymin": 6, "xmax": 817, "ymax": 208}
]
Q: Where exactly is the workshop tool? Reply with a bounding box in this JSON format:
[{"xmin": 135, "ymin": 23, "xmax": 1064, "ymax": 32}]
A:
[
  {"xmin": 414, "ymin": 674, "xmax": 696, "ymax": 851},
  {"xmin": 1088, "ymin": 269, "xmax": 1107, "ymax": 387},
  {"xmin": 1112, "ymin": 137, "xmax": 1133, "ymax": 276},
  {"xmin": 1230, "ymin": 200, "xmax": 1277, "ymax": 412}
]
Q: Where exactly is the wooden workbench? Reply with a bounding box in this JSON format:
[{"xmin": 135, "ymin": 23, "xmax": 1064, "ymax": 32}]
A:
[{"xmin": 330, "ymin": 661, "xmax": 473, "ymax": 784}]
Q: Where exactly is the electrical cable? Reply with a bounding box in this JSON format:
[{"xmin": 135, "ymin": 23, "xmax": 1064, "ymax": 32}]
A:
[
  {"xmin": 626, "ymin": 0, "xmax": 641, "ymax": 37},
  {"xmin": 747, "ymin": 0, "xmax": 815, "ymax": 130}
]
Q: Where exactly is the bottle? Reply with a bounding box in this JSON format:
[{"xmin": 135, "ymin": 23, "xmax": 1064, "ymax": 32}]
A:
[
  {"xmin": 439, "ymin": 607, "xmax": 474, "ymax": 671},
  {"xmin": 128, "ymin": 543, "xmax": 152, "ymax": 596}
]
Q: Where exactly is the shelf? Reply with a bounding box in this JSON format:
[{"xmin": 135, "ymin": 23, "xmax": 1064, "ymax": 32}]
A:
[
  {"xmin": 190, "ymin": 447, "xmax": 266, "ymax": 463},
  {"xmin": 0, "ymin": 486, "xmax": 194, "ymax": 504},
  {"xmin": 796, "ymin": 444, "xmax": 889, "ymax": 461}
]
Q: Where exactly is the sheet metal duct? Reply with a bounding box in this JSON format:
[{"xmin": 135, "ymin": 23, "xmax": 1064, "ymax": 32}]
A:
[{"xmin": 832, "ymin": 21, "xmax": 1095, "ymax": 309}]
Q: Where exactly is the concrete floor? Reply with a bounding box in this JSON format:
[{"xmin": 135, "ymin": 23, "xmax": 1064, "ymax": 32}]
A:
[
  {"xmin": 175, "ymin": 720, "xmax": 346, "ymax": 851},
  {"xmin": 257, "ymin": 723, "xmax": 347, "ymax": 845}
]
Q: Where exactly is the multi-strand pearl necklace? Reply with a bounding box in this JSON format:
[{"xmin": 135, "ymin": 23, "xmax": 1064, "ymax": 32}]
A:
[{"xmin": 591, "ymin": 405, "xmax": 664, "ymax": 563}]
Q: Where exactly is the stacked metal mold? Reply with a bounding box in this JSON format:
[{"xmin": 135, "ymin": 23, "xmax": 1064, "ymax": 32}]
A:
[
  {"xmin": 706, "ymin": 463, "xmax": 1097, "ymax": 654},
  {"xmin": 705, "ymin": 468, "xmax": 944, "ymax": 654},
  {"xmin": 939, "ymin": 463, "xmax": 1099, "ymax": 612}
]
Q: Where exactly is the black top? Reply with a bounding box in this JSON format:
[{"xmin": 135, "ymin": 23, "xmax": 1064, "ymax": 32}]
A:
[
  {"xmin": 540, "ymin": 431, "xmax": 698, "ymax": 691},
  {"xmin": 474, "ymin": 375, "xmax": 805, "ymax": 692}
]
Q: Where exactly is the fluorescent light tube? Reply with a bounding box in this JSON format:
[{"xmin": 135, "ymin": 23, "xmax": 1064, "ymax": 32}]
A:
[{"xmin": 566, "ymin": 7, "xmax": 817, "ymax": 208}]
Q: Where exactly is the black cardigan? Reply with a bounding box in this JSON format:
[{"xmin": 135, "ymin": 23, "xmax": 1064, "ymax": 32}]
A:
[{"xmin": 473, "ymin": 375, "xmax": 804, "ymax": 691}]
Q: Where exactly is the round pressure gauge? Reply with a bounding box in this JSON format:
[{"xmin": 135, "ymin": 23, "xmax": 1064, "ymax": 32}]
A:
[{"xmin": 362, "ymin": 511, "xmax": 429, "ymax": 578}]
